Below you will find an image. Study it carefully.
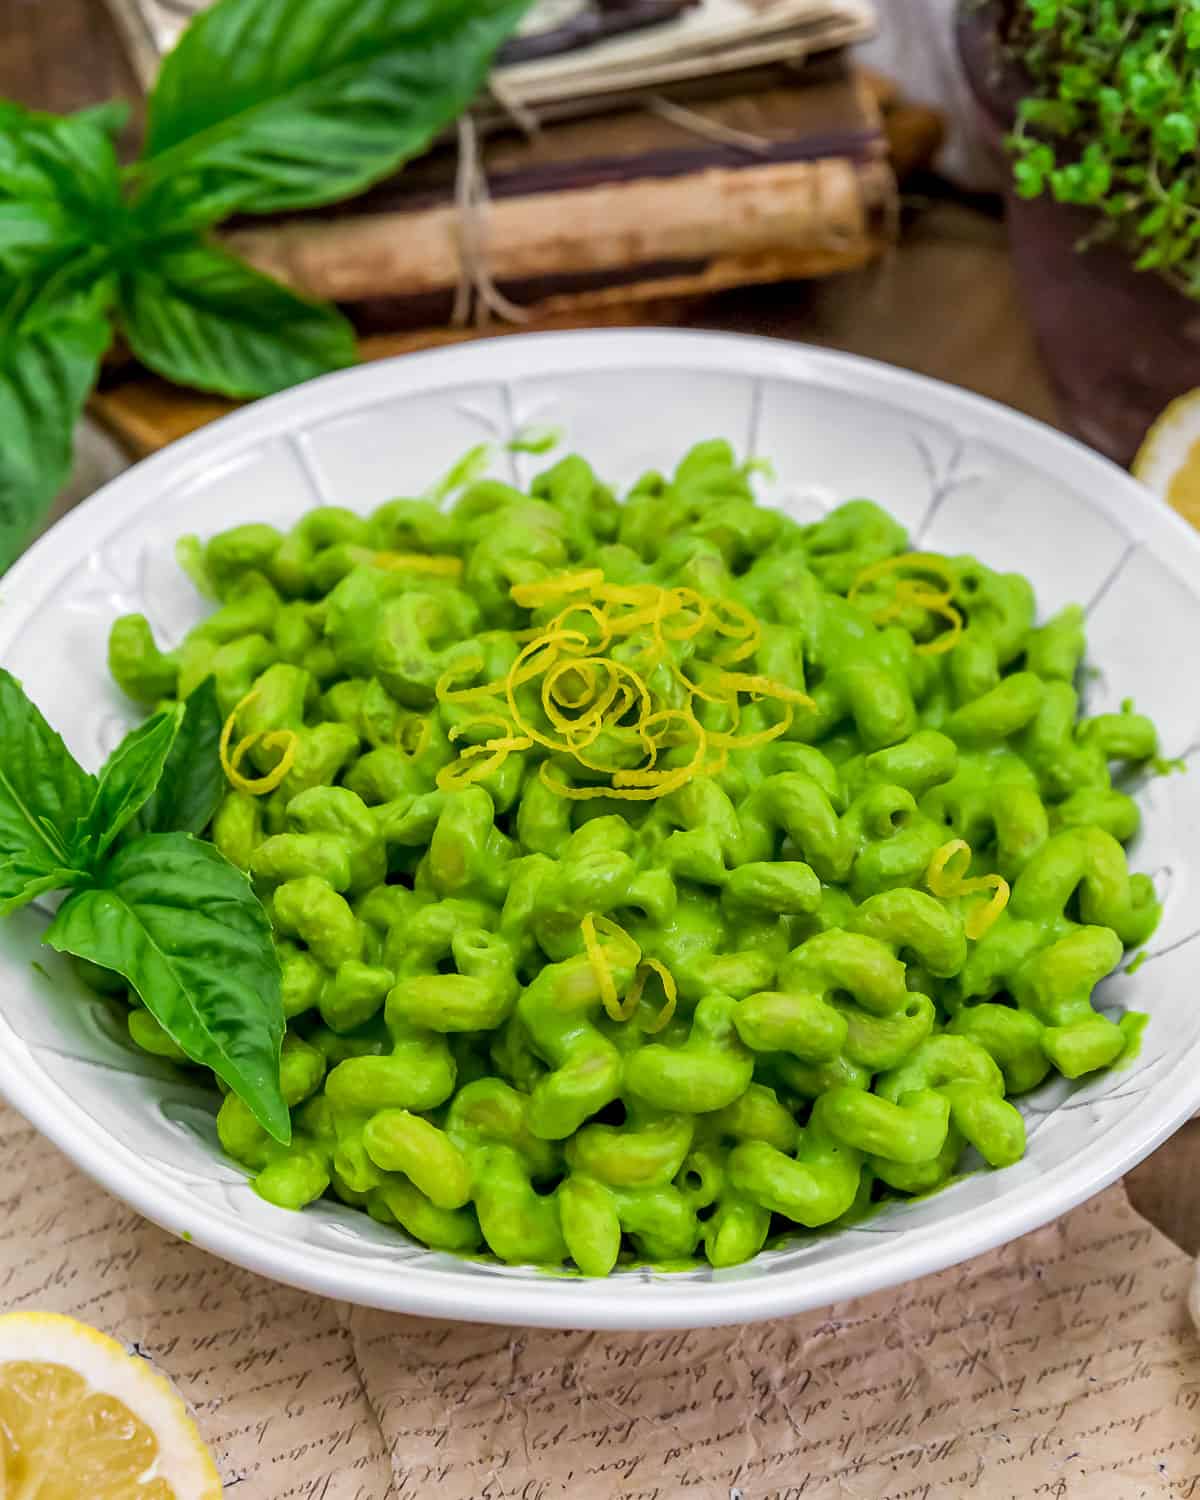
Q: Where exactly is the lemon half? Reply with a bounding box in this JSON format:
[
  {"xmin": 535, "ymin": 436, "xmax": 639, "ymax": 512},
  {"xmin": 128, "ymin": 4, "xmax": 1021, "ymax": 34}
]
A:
[
  {"xmin": 0, "ymin": 1312, "xmax": 221, "ymax": 1499},
  {"xmin": 1132, "ymin": 389, "xmax": 1200, "ymax": 530}
]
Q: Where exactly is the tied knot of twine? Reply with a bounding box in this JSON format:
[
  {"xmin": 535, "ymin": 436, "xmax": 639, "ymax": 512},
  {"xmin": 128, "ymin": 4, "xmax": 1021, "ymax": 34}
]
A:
[
  {"xmin": 450, "ymin": 93, "xmax": 775, "ymax": 330},
  {"xmin": 452, "ymin": 113, "xmax": 533, "ymax": 329}
]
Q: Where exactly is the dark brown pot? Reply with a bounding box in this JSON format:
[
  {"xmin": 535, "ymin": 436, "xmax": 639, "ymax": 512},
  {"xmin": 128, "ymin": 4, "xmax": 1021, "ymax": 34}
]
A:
[{"xmin": 957, "ymin": 3, "xmax": 1200, "ymax": 466}]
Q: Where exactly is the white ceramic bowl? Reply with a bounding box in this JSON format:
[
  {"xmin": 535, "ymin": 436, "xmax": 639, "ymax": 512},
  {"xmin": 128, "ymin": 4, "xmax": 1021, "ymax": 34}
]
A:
[{"xmin": 1, "ymin": 330, "xmax": 1197, "ymax": 1331}]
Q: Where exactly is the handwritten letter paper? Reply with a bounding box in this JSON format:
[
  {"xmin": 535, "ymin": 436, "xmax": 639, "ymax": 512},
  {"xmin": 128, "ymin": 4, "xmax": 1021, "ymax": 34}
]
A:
[{"xmin": 0, "ymin": 1102, "xmax": 1196, "ymax": 1498}]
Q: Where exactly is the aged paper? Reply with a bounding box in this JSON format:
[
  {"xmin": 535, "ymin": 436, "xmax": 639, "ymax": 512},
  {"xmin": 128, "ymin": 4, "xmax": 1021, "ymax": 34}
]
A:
[
  {"xmin": 0, "ymin": 1093, "xmax": 1198, "ymax": 1499},
  {"xmin": 103, "ymin": 0, "xmax": 874, "ymax": 94}
]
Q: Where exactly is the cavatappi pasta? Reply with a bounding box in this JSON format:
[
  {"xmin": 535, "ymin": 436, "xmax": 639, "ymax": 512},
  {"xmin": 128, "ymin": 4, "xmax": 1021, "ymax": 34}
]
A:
[{"xmin": 104, "ymin": 440, "xmax": 1163, "ymax": 1274}]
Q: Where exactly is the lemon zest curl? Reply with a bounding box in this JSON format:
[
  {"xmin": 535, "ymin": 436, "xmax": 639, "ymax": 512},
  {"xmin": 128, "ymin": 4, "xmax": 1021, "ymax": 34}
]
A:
[{"xmin": 219, "ymin": 690, "xmax": 298, "ymax": 796}]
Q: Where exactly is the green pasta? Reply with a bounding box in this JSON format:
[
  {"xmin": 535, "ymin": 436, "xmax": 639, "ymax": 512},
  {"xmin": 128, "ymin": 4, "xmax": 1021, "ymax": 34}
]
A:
[{"xmin": 104, "ymin": 440, "xmax": 1163, "ymax": 1275}]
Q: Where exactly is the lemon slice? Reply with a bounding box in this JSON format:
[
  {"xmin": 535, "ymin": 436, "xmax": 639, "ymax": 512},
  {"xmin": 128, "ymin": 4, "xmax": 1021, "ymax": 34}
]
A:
[
  {"xmin": 1132, "ymin": 389, "xmax": 1200, "ymax": 530},
  {"xmin": 0, "ymin": 1312, "xmax": 221, "ymax": 1498}
]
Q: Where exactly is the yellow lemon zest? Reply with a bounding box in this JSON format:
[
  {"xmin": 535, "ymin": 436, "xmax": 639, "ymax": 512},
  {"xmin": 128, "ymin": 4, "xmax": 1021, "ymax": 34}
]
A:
[
  {"xmin": 484, "ymin": 574, "xmax": 810, "ymax": 800},
  {"xmin": 659, "ymin": 586, "xmax": 710, "ymax": 642},
  {"xmin": 435, "ymin": 652, "xmax": 496, "ymax": 703},
  {"xmin": 545, "ymin": 601, "xmax": 612, "ymax": 653},
  {"xmin": 510, "ymin": 569, "xmax": 605, "ymax": 607},
  {"xmin": 848, "ymin": 552, "xmax": 958, "ymax": 604},
  {"xmin": 581, "ymin": 913, "xmax": 642, "ymax": 1022},
  {"xmin": 871, "ymin": 579, "xmax": 949, "ymax": 623},
  {"xmin": 540, "ymin": 761, "xmax": 686, "ymax": 802},
  {"xmin": 962, "ymin": 875, "xmax": 1011, "ymax": 941},
  {"xmin": 878, "ymin": 581, "xmax": 964, "ymax": 656},
  {"xmin": 850, "ymin": 555, "xmax": 965, "ymax": 655},
  {"xmin": 594, "ymin": 581, "xmax": 662, "ymax": 610},
  {"xmin": 925, "ymin": 839, "xmax": 1010, "ymax": 938},
  {"xmin": 448, "ymin": 712, "xmax": 514, "ymax": 745},
  {"xmin": 612, "ymin": 719, "xmax": 707, "ymax": 787},
  {"xmin": 718, "ymin": 672, "xmax": 813, "ymax": 707},
  {"xmin": 627, "ymin": 958, "xmax": 678, "ymax": 1034},
  {"xmin": 912, "ymin": 600, "xmax": 964, "ymax": 655},
  {"xmin": 541, "ymin": 660, "xmax": 611, "ymax": 740},
  {"xmin": 219, "ymin": 690, "xmax": 299, "ymax": 796},
  {"xmin": 708, "ymin": 704, "xmax": 795, "ymax": 752},
  {"xmin": 926, "ymin": 838, "xmax": 973, "ymax": 898},
  {"xmin": 606, "ymin": 602, "xmax": 664, "ymax": 637},
  {"xmin": 710, "ymin": 597, "xmax": 762, "ymax": 666},
  {"xmin": 435, "ymin": 732, "xmax": 532, "ymax": 792},
  {"xmin": 685, "ymin": 668, "xmax": 740, "ymax": 708}
]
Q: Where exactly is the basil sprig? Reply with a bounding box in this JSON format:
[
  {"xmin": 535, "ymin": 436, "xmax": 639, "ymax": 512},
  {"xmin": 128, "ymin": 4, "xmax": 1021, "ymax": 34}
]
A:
[
  {"xmin": 0, "ymin": 0, "xmax": 532, "ymax": 570},
  {"xmin": 0, "ymin": 280, "xmax": 114, "ymax": 575},
  {"xmin": 0, "ymin": 667, "xmax": 290, "ymax": 1143}
]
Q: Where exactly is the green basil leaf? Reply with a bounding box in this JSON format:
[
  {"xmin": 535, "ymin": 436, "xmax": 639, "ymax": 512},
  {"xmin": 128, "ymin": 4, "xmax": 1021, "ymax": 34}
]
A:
[
  {"xmin": 44, "ymin": 832, "xmax": 290, "ymax": 1143},
  {"xmin": 117, "ymin": 238, "xmax": 355, "ymax": 399},
  {"xmin": 131, "ymin": 677, "xmax": 225, "ymax": 838},
  {"xmin": 87, "ymin": 705, "xmax": 184, "ymax": 860},
  {"xmin": 0, "ymin": 668, "xmax": 96, "ymax": 874},
  {"xmin": 0, "ymin": 860, "xmax": 82, "ymax": 917},
  {"xmin": 124, "ymin": 178, "xmax": 253, "ymax": 242},
  {"xmin": 0, "ymin": 276, "xmax": 114, "ymax": 571},
  {"xmin": 0, "ymin": 202, "xmax": 68, "ymax": 265},
  {"xmin": 0, "ymin": 105, "xmax": 126, "ymax": 273},
  {"xmin": 73, "ymin": 101, "xmax": 132, "ymax": 142},
  {"xmin": 138, "ymin": 0, "xmax": 532, "ymax": 218},
  {"xmin": 16, "ymin": 111, "xmax": 124, "ymax": 224}
]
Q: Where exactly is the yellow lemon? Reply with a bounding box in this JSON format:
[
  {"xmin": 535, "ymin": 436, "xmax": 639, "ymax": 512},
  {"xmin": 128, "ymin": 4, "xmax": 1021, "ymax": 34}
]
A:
[
  {"xmin": 1132, "ymin": 389, "xmax": 1200, "ymax": 530},
  {"xmin": 0, "ymin": 1312, "xmax": 221, "ymax": 1498}
]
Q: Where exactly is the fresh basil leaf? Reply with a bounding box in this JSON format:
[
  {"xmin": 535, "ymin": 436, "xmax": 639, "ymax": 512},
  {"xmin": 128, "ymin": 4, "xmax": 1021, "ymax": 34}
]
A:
[
  {"xmin": 117, "ymin": 238, "xmax": 355, "ymax": 399},
  {"xmin": 87, "ymin": 705, "xmax": 183, "ymax": 860},
  {"xmin": 125, "ymin": 177, "xmax": 256, "ymax": 242},
  {"xmin": 137, "ymin": 0, "xmax": 532, "ymax": 219},
  {"xmin": 0, "ymin": 105, "xmax": 126, "ymax": 273},
  {"xmin": 0, "ymin": 202, "xmax": 68, "ymax": 265},
  {"xmin": 0, "ymin": 668, "xmax": 96, "ymax": 875},
  {"xmin": 44, "ymin": 831, "xmax": 290, "ymax": 1143},
  {"xmin": 131, "ymin": 677, "xmax": 225, "ymax": 838},
  {"xmin": 0, "ymin": 276, "xmax": 114, "ymax": 570},
  {"xmin": 17, "ymin": 111, "xmax": 124, "ymax": 224},
  {"xmin": 0, "ymin": 117, "xmax": 74, "ymax": 273},
  {"xmin": 73, "ymin": 101, "xmax": 132, "ymax": 142},
  {"xmin": 0, "ymin": 860, "xmax": 82, "ymax": 917}
]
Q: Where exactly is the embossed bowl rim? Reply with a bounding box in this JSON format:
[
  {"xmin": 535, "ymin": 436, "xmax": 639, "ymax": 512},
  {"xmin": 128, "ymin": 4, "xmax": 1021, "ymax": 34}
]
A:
[{"xmin": 0, "ymin": 329, "xmax": 1197, "ymax": 1330}]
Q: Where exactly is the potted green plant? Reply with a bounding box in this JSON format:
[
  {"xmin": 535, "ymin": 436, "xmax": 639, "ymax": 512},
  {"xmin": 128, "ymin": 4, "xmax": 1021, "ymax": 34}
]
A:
[{"xmin": 957, "ymin": 0, "xmax": 1200, "ymax": 467}]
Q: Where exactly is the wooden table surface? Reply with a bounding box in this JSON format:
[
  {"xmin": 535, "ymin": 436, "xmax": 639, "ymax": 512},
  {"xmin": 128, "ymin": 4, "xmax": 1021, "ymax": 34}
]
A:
[{"xmin": 4, "ymin": 0, "xmax": 1195, "ymax": 1257}]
